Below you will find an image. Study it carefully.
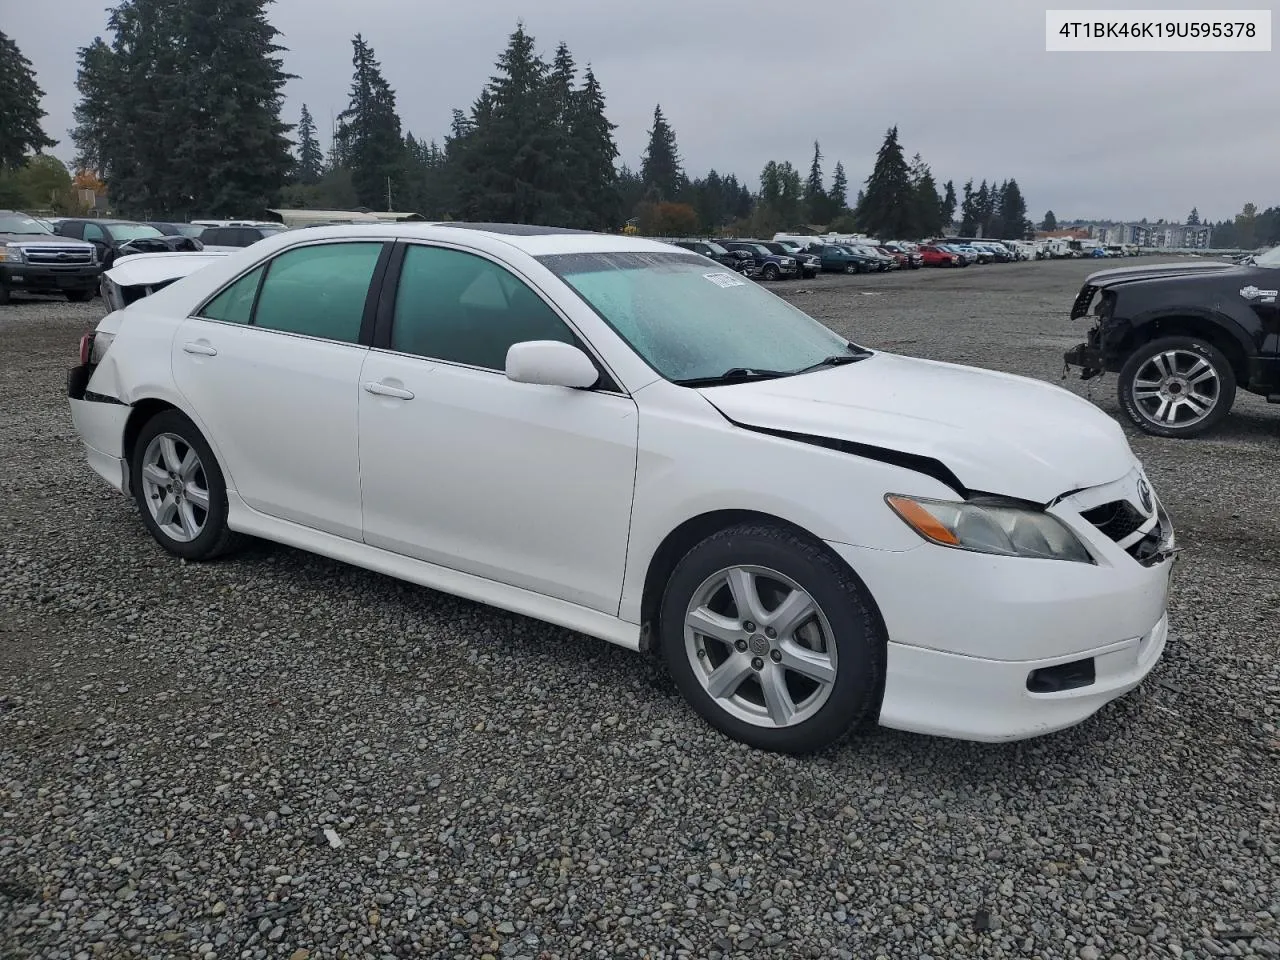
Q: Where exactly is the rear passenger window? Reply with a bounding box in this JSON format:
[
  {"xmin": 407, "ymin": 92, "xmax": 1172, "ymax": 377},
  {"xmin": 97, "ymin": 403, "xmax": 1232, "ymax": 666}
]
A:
[
  {"xmin": 252, "ymin": 242, "xmax": 382, "ymax": 344},
  {"xmin": 200, "ymin": 265, "xmax": 264, "ymax": 324}
]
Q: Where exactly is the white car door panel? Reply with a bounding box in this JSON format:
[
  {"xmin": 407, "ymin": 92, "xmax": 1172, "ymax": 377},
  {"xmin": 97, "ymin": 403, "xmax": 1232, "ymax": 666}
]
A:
[
  {"xmin": 170, "ymin": 241, "xmax": 386, "ymax": 541},
  {"xmin": 357, "ymin": 242, "xmax": 639, "ymax": 615},
  {"xmin": 358, "ymin": 356, "xmax": 638, "ymax": 615},
  {"xmin": 174, "ymin": 320, "xmax": 367, "ymax": 539}
]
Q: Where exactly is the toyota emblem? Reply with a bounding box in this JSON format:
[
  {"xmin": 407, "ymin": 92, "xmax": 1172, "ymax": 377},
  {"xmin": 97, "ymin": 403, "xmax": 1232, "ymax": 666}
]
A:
[{"xmin": 1136, "ymin": 478, "xmax": 1153, "ymax": 514}]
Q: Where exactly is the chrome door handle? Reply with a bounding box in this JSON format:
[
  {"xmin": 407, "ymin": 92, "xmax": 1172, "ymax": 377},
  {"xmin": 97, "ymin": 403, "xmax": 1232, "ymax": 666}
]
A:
[
  {"xmin": 363, "ymin": 380, "xmax": 414, "ymax": 400},
  {"xmin": 182, "ymin": 341, "xmax": 217, "ymax": 356}
]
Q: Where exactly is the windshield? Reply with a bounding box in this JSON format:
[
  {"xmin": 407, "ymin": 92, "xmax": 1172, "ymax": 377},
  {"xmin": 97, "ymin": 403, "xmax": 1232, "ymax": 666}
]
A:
[
  {"xmin": 539, "ymin": 251, "xmax": 856, "ymax": 382},
  {"xmin": 1255, "ymin": 246, "xmax": 1280, "ymax": 268},
  {"xmin": 707, "ymin": 241, "xmax": 728, "ymax": 255},
  {"xmin": 174, "ymin": 224, "xmax": 205, "ymax": 238},
  {"xmin": 259, "ymin": 225, "xmax": 286, "ymax": 235},
  {"xmin": 111, "ymin": 223, "xmax": 165, "ymax": 241},
  {"xmin": 0, "ymin": 214, "xmax": 54, "ymax": 235}
]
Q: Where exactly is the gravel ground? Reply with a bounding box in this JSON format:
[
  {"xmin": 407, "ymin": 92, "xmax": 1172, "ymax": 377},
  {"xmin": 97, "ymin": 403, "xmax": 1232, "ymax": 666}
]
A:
[{"xmin": 1, "ymin": 260, "xmax": 1277, "ymax": 960}]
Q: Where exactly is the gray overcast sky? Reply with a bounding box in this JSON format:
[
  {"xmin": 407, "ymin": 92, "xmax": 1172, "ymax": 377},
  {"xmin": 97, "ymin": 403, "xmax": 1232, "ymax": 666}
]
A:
[{"xmin": 7, "ymin": 0, "xmax": 1277, "ymax": 222}]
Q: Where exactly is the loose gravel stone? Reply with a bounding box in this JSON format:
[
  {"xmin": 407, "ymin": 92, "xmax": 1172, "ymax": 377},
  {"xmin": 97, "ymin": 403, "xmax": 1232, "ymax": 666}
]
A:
[{"xmin": 1, "ymin": 268, "xmax": 1278, "ymax": 958}]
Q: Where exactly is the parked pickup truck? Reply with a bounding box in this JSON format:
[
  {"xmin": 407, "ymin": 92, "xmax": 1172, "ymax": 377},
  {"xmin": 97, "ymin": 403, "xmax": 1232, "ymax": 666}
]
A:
[
  {"xmin": 1063, "ymin": 250, "xmax": 1280, "ymax": 438},
  {"xmin": 0, "ymin": 210, "xmax": 101, "ymax": 304}
]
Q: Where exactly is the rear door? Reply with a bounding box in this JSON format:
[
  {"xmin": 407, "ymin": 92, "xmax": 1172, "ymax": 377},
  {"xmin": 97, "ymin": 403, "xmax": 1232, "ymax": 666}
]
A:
[{"xmin": 173, "ymin": 240, "xmax": 389, "ymax": 540}]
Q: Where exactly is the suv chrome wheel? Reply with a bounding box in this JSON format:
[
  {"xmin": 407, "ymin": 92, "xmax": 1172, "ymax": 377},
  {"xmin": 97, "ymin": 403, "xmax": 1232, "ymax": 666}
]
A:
[
  {"xmin": 1130, "ymin": 348, "xmax": 1221, "ymax": 428},
  {"xmin": 684, "ymin": 565, "xmax": 837, "ymax": 729}
]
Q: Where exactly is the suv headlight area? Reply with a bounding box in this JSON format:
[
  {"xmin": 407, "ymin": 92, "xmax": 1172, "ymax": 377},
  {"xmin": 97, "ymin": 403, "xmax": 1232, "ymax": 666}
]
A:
[
  {"xmin": 0, "ymin": 244, "xmax": 26, "ymax": 264},
  {"xmin": 886, "ymin": 494, "xmax": 1094, "ymax": 563}
]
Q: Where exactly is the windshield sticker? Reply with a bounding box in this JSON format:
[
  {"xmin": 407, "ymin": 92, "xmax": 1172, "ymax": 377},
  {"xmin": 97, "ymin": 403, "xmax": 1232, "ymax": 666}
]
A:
[
  {"xmin": 1240, "ymin": 285, "xmax": 1278, "ymax": 303},
  {"xmin": 703, "ymin": 272, "xmax": 746, "ymax": 288}
]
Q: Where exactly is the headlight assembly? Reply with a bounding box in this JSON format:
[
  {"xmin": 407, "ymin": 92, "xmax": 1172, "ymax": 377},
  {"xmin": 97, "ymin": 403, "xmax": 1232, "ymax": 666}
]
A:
[{"xmin": 886, "ymin": 494, "xmax": 1094, "ymax": 563}]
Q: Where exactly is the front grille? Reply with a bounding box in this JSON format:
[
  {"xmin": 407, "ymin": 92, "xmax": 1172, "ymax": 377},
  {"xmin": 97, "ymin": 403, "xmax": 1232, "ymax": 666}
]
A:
[
  {"xmin": 1081, "ymin": 499, "xmax": 1170, "ymax": 566},
  {"xmin": 22, "ymin": 245, "xmax": 94, "ymax": 265},
  {"xmin": 1081, "ymin": 500, "xmax": 1147, "ymax": 542},
  {"xmin": 1070, "ymin": 284, "xmax": 1097, "ymax": 319}
]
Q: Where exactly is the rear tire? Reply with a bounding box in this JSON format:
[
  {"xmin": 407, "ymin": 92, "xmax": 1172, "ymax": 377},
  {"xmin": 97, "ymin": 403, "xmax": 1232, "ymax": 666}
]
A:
[
  {"xmin": 130, "ymin": 409, "xmax": 244, "ymax": 560},
  {"xmin": 660, "ymin": 523, "xmax": 884, "ymax": 754},
  {"xmin": 1117, "ymin": 336, "xmax": 1236, "ymax": 438}
]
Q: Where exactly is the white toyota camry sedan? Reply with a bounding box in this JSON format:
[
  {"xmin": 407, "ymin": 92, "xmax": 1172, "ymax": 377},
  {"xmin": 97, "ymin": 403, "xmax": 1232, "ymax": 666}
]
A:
[{"xmin": 67, "ymin": 223, "xmax": 1176, "ymax": 753}]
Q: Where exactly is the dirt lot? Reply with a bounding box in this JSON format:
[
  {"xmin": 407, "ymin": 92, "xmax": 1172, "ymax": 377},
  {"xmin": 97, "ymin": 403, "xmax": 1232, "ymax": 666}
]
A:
[{"xmin": 1, "ymin": 259, "xmax": 1278, "ymax": 959}]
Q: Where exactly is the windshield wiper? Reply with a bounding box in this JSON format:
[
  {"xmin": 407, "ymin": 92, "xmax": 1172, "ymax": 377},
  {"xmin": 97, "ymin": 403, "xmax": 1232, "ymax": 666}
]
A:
[
  {"xmin": 792, "ymin": 347, "xmax": 872, "ymax": 375},
  {"xmin": 674, "ymin": 367, "xmax": 791, "ymax": 387}
]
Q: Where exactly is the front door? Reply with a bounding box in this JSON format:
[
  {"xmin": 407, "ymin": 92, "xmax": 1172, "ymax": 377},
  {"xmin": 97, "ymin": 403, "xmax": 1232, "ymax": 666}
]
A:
[
  {"xmin": 173, "ymin": 241, "xmax": 386, "ymax": 540},
  {"xmin": 357, "ymin": 243, "xmax": 639, "ymax": 615}
]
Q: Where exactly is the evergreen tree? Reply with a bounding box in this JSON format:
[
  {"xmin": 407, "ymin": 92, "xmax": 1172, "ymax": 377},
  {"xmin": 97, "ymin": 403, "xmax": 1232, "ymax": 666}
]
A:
[
  {"xmin": 0, "ymin": 30, "xmax": 56, "ymax": 169},
  {"xmin": 1235, "ymin": 202, "xmax": 1258, "ymax": 249},
  {"xmin": 640, "ymin": 104, "xmax": 683, "ymax": 201},
  {"xmin": 466, "ymin": 25, "xmax": 565, "ymax": 223},
  {"xmin": 1042, "ymin": 209, "xmax": 1057, "ymax": 231},
  {"xmin": 829, "ymin": 161, "xmax": 849, "ymax": 215},
  {"xmin": 335, "ymin": 35, "xmax": 404, "ymax": 209},
  {"xmin": 1187, "ymin": 207, "xmax": 1200, "ymax": 225},
  {"xmin": 295, "ymin": 104, "xmax": 324, "ymax": 184},
  {"xmin": 617, "ymin": 164, "xmax": 646, "ymax": 221},
  {"xmin": 973, "ymin": 179, "xmax": 995, "ymax": 235},
  {"xmin": 569, "ymin": 64, "xmax": 620, "ymax": 230},
  {"xmin": 804, "ymin": 141, "xmax": 828, "ymax": 223},
  {"xmin": 959, "ymin": 180, "xmax": 977, "ymax": 234},
  {"xmin": 776, "ymin": 161, "xmax": 802, "ymax": 226},
  {"xmin": 856, "ymin": 126, "xmax": 914, "ymax": 239},
  {"xmin": 942, "ymin": 180, "xmax": 957, "ymax": 225},
  {"xmin": 907, "ymin": 153, "xmax": 943, "ymax": 238},
  {"xmin": 71, "ymin": 0, "xmax": 293, "ymax": 218},
  {"xmin": 996, "ymin": 179, "xmax": 1029, "ymax": 238},
  {"xmin": 71, "ymin": 38, "xmax": 119, "ymax": 176}
]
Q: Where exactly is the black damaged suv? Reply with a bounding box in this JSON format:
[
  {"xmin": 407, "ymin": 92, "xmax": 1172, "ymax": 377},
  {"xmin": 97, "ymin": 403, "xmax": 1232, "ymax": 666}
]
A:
[{"xmin": 1063, "ymin": 249, "xmax": 1280, "ymax": 438}]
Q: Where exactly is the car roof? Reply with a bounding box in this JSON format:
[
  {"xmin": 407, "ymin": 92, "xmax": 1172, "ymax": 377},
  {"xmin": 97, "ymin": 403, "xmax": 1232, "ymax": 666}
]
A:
[{"xmin": 206, "ymin": 221, "xmax": 676, "ymax": 257}]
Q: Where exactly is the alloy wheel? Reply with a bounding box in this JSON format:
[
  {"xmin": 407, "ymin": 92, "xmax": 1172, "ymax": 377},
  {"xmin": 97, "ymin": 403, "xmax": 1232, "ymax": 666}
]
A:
[
  {"xmin": 1130, "ymin": 349, "xmax": 1221, "ymax": 428},
  {"xmin": 139, "ymin": 432, "xmax": 210, "ymax": 542},
  {"xmin": 683, "ymin": 565, "xmax": 838, "ymax": 729}
]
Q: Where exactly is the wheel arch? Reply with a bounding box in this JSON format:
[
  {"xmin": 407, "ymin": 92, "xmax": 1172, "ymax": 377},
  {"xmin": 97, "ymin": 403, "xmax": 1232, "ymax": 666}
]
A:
[
  {"xmin": 637, "ymin": 509, "xmax": 889, "ymax": 662},
  {"xmin": 1121, "ymin": 311, "xmax": 1251, "ymax": 382},
  {"xmin": 121, "ymin": 398, "xmax": 180, "ymax": 493}
]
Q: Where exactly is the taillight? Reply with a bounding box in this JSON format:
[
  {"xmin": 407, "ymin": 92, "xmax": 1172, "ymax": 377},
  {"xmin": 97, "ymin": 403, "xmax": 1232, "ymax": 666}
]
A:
[{"xmin": 79, "ymin": 333, "xmax": 94, "ymax": 366}]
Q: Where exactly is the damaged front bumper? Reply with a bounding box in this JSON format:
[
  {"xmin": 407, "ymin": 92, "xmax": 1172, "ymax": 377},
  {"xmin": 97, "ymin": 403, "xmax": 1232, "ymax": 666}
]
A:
[{"xmin": 1064, "ymin": 315, "xmax": 1133, "ymax": 381}]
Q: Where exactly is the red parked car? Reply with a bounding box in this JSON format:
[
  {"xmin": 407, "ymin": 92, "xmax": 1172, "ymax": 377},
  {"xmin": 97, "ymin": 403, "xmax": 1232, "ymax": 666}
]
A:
[{"xmin": 918, "ymin": 244, "xmax": 964, "ymax": 267}]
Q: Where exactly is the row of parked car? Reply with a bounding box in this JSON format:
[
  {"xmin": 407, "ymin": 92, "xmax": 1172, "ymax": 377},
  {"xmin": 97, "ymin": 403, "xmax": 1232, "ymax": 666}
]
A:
[
  {"xmin": 661, "ymin": 234, "xmax": 1046, "ymax": 281},
  {"xmin": 0, "ymin": 211, "xmax": 286, "ymax": 304}
]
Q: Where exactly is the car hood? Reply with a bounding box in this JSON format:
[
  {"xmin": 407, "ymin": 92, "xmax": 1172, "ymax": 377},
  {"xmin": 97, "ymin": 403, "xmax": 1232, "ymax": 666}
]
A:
[
  {"xmin": 1085, "ymin": 260, "xmax": 1237, "ymax": 287},
  {"xmin": 106, "ymin": 250, "xmax": 233, "ymax": 286},
  {"xmin": 697, "ymin": 352, "xmax": 1134, "ymax": 504},
  {"xmin": 0, "ymin": 232, "xmax": 93, "ymax": 247}
]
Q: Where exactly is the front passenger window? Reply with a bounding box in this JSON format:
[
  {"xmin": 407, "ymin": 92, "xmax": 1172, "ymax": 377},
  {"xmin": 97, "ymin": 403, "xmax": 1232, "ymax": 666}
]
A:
[{"xmin": 390, "ymin": 245, "xmax": 580, "ymax": 370}]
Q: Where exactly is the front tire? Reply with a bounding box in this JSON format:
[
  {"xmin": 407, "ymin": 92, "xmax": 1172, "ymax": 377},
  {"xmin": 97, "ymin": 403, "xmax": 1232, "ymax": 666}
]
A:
[
  {"xmin": 1117, "ymin": 336, "xmax": 1236, "ymax": 438},
  {"xmin": 761, "ymin": 263, "xmax": 780, "ymax": 281},
  {"xmin": 130, "ymin": 409, "xmax": 243, "ymax": 560},
  {"xmin": 660, "ymin": 524, "xmax": 884, "ymax": 754},
  {"xmin": 66, "ymin": 290, "xmax": 93, "ymax": 303},
  {"xmin": 844, "ymin": 263, "xmax": 857, "ymax": 275}
]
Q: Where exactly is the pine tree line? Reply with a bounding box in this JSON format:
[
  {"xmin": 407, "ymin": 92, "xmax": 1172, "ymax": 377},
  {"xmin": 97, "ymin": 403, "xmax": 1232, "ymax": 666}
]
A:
[
  {"xmin": 70, "ymin": 0, "xmax": 293, "ymax": 219},
  {"xmin": 54, "ymin": 5, "xmax": 1037, "ymax": 236},
  {"xmin": 957, "ymin": 177, "xmax": 1032, "ymax": 239}
]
